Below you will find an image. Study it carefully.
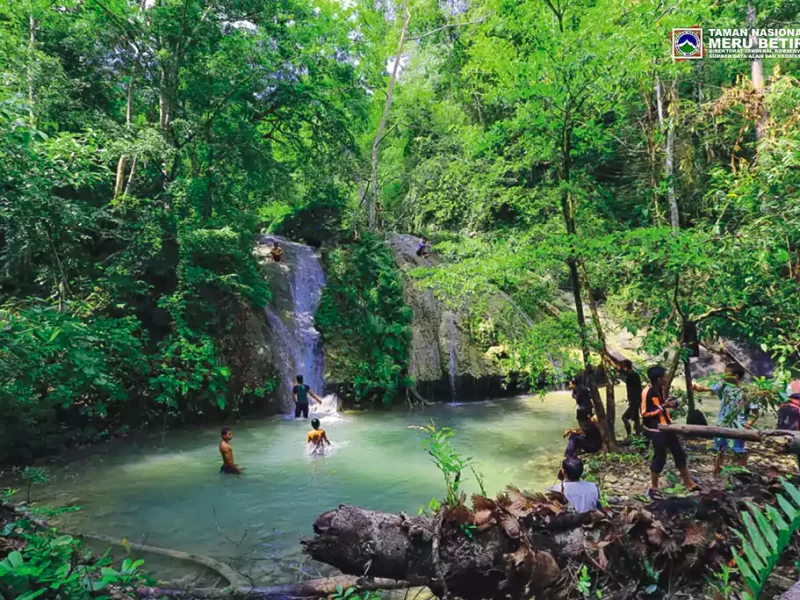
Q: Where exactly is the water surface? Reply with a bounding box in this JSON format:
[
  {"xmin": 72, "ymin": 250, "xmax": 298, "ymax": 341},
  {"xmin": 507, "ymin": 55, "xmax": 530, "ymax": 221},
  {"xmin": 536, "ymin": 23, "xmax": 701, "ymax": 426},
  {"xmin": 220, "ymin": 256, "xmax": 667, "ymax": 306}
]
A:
[{"xmin": 34, "ymin": 388, "xmax": 727, "ymax": 584}]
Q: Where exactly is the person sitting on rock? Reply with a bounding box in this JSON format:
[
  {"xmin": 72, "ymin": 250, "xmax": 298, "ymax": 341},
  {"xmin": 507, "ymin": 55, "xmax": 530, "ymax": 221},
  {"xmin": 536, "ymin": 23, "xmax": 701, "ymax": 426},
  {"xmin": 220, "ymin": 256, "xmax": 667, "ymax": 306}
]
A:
[
  {"xmin": 415, "ymin": 236, "xmax": 431, "ymax": 258},
  {"xmin": 307, "ymin": 418, "xmax": 331, "ymax": 456},
  {"xmin": 563, "ymin": 408, "xmax": 602, "ymax": 458},
  {"xmin": 270, "ymin": 241, "xmax": 284, "ymax": 263},
  {"xmin": 550, "ymin": 456, "xmax": 599, "ymax": 513}
]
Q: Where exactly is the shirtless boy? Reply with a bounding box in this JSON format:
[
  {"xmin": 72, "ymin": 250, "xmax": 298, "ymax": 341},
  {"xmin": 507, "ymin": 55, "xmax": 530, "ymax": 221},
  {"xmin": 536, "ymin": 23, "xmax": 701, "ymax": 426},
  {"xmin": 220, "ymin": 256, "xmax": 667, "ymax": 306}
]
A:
[{"xmin": 219, "ymin": 427, "xmax": 244, "ymax": 474}]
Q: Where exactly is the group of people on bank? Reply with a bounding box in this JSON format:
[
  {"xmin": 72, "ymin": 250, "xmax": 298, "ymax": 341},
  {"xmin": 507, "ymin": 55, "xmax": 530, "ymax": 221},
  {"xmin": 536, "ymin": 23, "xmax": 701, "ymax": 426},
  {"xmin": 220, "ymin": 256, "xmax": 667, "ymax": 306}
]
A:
[{"xmin": 561, "ymin": 356, "xmax": 800, "ymax": 508}]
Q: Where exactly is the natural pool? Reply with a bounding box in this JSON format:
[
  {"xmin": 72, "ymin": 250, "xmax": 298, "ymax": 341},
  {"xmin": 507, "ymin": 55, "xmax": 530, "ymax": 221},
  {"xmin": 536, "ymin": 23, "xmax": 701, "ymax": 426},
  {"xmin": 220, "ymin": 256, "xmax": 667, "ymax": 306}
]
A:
[{"xmin": 33, "ymin": 389, "xmax": 722, "ymax": 585}]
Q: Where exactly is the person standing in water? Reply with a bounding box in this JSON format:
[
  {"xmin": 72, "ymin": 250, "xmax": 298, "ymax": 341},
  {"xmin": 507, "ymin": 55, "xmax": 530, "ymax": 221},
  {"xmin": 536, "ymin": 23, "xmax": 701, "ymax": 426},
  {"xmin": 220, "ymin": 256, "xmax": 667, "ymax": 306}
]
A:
[
  {"xmin": 219, "ymin": 427, "xmax": 244, "ymax": 474},
  {"xmin": 307, "ymin": 418, "xmax": 331, "ymax": 456},
  {"xmin": 293, "ymin": 374, "xmax": 322, "ymax": 419}
]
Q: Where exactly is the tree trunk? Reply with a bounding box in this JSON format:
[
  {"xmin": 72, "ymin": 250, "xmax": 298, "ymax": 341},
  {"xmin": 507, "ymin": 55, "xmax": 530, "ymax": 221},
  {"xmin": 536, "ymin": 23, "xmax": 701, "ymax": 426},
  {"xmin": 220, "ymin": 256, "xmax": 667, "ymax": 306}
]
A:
[
  {"xmin": 657, "ymin": 424, "xmax": 800, "ymax": 454},
  {"xmin": 114, "ymin": 156, "xmax": 128, "ymax": 198},
  {"xmin": 577, "ymin": 263, "xmax": 617, "ymax": 449},
  {"xmin": 666, "ymin": 79, "xmax": 679, "ymax": 229},
  {"xmin": 302, "ymin": 484, "xmax": 792, "ymax": 600},
  {"xmin": 369, "ymin": 0, "xmax": 411, "ymax": 230},
  {"xmin": 27, "ymin": 3, "xmax": 36, "ymax": 126},
  {"xmin": 747, "ymin": 3, "xmax": 766, "ymax": 140}
]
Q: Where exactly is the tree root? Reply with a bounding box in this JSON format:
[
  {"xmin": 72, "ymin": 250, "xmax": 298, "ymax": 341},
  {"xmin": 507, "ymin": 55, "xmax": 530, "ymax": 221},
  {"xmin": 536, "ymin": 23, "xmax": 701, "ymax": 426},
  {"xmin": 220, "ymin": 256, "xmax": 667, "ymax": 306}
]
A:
[
  {"xmin": 73, "ymin": 532, "xmax": 251, "ymax": 588},
  {"xmin": 135, "ymin": 576, "xmax": 420, "ymax": 599}
]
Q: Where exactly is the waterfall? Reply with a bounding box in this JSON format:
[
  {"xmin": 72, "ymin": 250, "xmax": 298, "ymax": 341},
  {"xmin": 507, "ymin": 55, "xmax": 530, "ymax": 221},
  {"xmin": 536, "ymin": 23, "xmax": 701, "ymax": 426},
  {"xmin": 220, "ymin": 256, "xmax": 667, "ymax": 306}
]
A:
[
  {"xmin": 447, "ymin": 312, "xmax": 458, "ymax": 401},
  {"xmin": 258, "ymin": 235, "xmax": 339, "ymax": 419}
]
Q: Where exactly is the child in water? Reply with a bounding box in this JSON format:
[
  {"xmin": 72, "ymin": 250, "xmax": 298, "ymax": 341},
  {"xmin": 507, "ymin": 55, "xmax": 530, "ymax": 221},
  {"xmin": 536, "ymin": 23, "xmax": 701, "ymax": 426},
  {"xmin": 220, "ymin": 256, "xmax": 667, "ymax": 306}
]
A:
[{"xmin": 307, "ymin": 418, "xmax": 331, "ymax": 456}]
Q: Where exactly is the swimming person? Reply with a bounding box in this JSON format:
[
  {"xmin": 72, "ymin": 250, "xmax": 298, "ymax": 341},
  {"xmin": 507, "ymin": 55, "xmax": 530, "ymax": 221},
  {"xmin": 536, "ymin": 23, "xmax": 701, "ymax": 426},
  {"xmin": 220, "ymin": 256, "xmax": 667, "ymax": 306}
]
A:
[
  {"xmin": 293, "ymin": 374, "xmax": 322, "ymax": 419},
  {"xmin": 550, "ymin": 456, "xmax": 600, "ymax": 513},
  {"xmin": 307, "ymin": 418, "xmax": 331, "ymax": 456},
  {"xmin": 219, "ymin": 427, "xmax": 244, "ymax": 474}
]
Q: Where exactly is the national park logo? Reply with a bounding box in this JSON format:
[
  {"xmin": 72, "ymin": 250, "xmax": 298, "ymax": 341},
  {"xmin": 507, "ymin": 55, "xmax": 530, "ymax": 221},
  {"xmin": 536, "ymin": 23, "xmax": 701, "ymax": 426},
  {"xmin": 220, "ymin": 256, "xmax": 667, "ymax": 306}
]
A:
[{"xmin": 672, "ymin": 28, "xmax": 704, "ymax": 60}]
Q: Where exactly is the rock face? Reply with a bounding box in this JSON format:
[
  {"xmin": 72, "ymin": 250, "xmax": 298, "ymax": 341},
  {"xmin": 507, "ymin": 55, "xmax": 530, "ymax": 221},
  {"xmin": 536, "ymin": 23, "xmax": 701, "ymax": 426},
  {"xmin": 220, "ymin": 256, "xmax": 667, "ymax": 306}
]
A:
[
  {"xmin": 216, "ymin": 303, "xmax": 280, "ymax": 414},
  {"xmin": 387, "ymin": 234, "xmax": 524, "ymax": 402},
  {"xmin": 255, "ymin": 235, "xmax": 328, "ymax": 414}
]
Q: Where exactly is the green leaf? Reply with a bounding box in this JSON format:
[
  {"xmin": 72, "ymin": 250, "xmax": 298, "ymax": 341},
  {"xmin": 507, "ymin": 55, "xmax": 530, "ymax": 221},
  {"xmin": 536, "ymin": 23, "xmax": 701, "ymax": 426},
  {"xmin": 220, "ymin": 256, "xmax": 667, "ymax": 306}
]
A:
[{"xmin": 746, "ymin": 503, "xmax": 778, "ymax": 554}]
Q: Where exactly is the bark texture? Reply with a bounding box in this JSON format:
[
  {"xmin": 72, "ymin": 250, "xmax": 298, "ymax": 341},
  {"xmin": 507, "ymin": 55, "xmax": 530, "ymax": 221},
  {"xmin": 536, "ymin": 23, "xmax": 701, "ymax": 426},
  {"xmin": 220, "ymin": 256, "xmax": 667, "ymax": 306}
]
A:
[{"xmin": 302, "ymin": 478, "xmax": 800, "ymax": 600}]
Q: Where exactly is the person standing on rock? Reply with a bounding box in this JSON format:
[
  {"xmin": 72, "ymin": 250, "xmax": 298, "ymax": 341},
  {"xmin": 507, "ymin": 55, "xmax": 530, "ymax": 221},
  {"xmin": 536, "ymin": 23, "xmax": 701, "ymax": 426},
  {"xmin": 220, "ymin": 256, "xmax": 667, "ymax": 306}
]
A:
[
  {"xmin": 693, "ymin": 363, "xmax": 759, "ymax": 476},
  {"xmin": 293, "ymin": 374, "xmax": 322, "ymax": 419},
  {"xmin": 641, "ymin": 366, "xmax": 698, "ymax": 496}
]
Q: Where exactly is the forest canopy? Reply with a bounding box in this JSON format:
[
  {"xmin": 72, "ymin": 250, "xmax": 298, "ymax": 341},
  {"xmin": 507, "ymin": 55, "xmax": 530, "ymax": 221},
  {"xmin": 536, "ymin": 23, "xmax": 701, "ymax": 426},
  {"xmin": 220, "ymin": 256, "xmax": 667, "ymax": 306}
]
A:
[{"xmin": 1, "ymin": 0, "xmax": 800, "ymax": 458}]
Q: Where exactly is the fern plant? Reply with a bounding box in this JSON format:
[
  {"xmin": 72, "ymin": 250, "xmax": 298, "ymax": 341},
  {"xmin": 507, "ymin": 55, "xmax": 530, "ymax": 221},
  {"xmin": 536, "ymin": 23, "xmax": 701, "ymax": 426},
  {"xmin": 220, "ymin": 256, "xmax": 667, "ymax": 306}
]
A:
[{"xmin": 732, "ymin": 478, "xmax": 800, "ymax": 599}]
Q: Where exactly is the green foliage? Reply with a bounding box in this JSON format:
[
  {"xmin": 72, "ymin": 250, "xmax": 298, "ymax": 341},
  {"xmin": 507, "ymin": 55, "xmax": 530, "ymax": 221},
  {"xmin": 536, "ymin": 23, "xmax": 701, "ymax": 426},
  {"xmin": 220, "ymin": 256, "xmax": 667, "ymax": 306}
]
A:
[
  {"xmin": 412, "ymin": 423, "xmax": 478, "ymax": 508},
  {"xmin": 17, "ymin": 466, "xmax": 51, "ymax": 505},
  {"xmin": 0, "ymin": 303, "xmax": 147, "ymax": 460},
  {"xmin": 315, "ymin": 234, "xmax": 412, "ymax": 406},
  {"xmin": 730, "ymin": 478, "xmax": 800, "ymax": 600},
  {"xmin": 0, "ymin": 520, "xmax": 151, "ymax": 600},
  {"xmin": 330, "ymin": 584, "xmax": 382, "ymax": 600},
  {"xmin": 0, "ymin": 0, "xmax": 368, "ymax": 458}
]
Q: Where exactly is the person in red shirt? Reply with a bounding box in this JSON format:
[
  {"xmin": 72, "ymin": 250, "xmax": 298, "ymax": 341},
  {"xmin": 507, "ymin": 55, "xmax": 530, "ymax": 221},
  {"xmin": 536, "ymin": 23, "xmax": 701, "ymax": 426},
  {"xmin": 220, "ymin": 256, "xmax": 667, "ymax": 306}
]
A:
[{"xmin": 641, "ymin": 366, "xmax": 698, "ymax": 496}]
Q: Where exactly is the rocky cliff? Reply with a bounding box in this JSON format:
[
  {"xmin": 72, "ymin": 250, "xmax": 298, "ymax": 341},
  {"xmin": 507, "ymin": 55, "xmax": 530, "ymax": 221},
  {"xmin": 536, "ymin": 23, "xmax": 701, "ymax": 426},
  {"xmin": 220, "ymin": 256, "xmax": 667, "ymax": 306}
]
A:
[{"xmin": 386, "ymin": 234, "xmax": 525, "ymax": 401}]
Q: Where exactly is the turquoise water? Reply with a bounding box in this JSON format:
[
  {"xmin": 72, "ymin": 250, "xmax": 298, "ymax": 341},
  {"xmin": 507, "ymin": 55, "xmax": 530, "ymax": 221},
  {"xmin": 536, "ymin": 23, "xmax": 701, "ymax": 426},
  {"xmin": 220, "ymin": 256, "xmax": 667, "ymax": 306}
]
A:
[{"xmin": 33, "ymin": 389, "xmax": 725, "ymax": 585}]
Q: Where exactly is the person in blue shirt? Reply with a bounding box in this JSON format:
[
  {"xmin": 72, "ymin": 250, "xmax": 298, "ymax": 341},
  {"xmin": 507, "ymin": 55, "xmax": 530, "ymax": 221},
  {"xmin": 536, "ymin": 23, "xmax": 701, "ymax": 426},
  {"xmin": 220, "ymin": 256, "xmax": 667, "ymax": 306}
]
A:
[
  {"xmin": 693, "ymin": 363, "xmax": 759, "ymax": 476},
  {"xmin": 415, "ymin": 236, "xmax": 431, "ymax": 258}
]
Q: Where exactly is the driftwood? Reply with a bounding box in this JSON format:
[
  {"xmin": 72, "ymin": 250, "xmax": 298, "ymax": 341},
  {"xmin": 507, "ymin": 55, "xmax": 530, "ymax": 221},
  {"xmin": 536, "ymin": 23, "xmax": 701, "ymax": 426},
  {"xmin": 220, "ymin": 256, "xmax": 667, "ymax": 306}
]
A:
[
  {"xmin": 656, "ymin": 424, "xmax": 800, "ymax": 454},
  {"xmin": 136, "ymin": 576, "xmax": 419, "ymax": 599},
  {"xmin": 72, "ymin": 532, "xmax": 251, "ymax": 588}
]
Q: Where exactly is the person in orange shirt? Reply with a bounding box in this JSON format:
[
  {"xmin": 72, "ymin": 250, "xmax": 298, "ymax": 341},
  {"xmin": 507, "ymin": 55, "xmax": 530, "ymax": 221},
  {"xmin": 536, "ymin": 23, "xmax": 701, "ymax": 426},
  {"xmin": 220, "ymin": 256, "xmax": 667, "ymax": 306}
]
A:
[
  {"xmin": 641, "ymin": 365, "xmax": 698, "ymax": 496},
  {"xmin": 307, "ymin": 418, "xmax": 331, "ymax": 456}
]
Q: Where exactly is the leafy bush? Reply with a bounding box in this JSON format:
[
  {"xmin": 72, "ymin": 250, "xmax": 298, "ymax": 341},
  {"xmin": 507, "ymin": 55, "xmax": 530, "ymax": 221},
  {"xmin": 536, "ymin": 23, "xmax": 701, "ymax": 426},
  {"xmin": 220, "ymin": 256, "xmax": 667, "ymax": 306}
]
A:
[
  {"xmin": 0, "ymin": 303, "xmax": 147, "ymax": 460},
  {"xmin": 0, "ymin": 520, "xmax": 151, "ymax": 599},
  {"xmin": 315, "ymin": 234, "xmax": 412, "ymax": 406},
  {"xmin": 727, "ymin": 478, "xmax": 800, "ymax": 599}
]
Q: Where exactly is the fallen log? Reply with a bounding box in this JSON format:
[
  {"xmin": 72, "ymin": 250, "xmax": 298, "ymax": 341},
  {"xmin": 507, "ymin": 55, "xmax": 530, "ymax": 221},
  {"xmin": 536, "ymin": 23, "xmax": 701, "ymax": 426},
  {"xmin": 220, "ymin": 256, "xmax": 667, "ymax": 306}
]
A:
[
  {"xmin": 656, "ymin": 424, "xmax": 800, "ymax": 454},
  {"xmin": 135, "ymin": 575, "xmax": 419, "ymax": 599},
  {"xmin": 300, "ymin": 484, "xmax": 787, "ymax": 600}
]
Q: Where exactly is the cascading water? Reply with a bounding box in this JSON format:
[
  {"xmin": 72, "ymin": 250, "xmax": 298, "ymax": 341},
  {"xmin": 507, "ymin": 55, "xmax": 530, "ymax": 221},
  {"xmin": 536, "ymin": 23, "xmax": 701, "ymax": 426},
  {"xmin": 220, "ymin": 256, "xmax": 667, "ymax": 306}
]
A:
[
  {"xmin": 258, "ymin": 235, "xmax": 339, "ymax": 420},
  {"xmin": 447, "ymin": 312, "xmax": 458, "ymax": 401}
]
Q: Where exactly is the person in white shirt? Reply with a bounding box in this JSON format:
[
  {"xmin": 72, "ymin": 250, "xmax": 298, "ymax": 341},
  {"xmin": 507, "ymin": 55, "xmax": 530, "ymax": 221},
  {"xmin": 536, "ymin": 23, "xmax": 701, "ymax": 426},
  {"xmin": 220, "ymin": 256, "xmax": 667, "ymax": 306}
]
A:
[{"xmin": 550, "ymin": 456, "xmax": 600, "ymax": 513}]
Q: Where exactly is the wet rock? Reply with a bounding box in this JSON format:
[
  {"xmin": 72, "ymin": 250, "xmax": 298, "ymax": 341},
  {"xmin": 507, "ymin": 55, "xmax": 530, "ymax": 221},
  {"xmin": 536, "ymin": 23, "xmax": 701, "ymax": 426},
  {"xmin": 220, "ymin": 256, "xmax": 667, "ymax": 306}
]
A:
[{"xmin": 386, "ymin": 234, "xmax": 529, "ymax": 402}]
